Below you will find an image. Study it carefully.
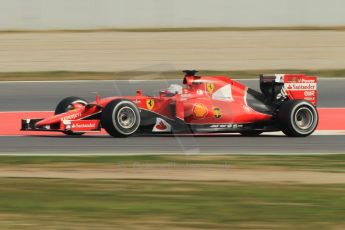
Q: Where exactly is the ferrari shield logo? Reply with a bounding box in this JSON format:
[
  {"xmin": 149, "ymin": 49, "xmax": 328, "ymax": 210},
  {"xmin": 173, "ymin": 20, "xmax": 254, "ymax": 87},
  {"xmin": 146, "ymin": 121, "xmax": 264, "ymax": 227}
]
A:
[
  {"xmin": 146, "ymin": 99, "xmax": 155, "ymax": 110},
  {"xmin": 206, "ymin": 83, "xmax": 215, "ymax": 93}
]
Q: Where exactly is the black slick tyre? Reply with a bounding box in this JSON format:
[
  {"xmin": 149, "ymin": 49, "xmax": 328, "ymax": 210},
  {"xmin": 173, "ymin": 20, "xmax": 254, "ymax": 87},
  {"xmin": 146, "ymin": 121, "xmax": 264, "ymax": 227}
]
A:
[
  {"xmin": 278, "ymin": 100, "xmax": 318, "ymax": 137},
  {"xmin": 101, "ymin": 99, "xmax": 140, "ymax": 138},
  {"xmin": 54, "ymin": 96, "xmax": 88, "ymax": 135}
]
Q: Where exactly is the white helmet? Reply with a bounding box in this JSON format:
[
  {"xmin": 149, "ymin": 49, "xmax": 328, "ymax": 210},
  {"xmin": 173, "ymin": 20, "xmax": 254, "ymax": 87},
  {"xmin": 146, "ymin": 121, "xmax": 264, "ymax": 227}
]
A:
[{"xmin": 166, "ymin": 84, "xmax": 183, "ymax": 94}]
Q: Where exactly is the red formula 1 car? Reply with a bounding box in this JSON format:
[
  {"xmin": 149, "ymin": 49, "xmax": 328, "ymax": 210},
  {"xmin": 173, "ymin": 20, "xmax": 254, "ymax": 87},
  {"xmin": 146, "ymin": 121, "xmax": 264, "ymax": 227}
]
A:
[{"xmin": 21, "ymin": 70, "xmax": 319, "ymax": 137}]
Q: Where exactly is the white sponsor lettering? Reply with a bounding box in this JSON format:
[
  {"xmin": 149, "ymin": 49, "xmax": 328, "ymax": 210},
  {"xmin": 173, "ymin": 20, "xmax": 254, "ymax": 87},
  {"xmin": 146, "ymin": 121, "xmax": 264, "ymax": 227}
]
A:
[
  {"xmin": 304, "ymin": 91, "xmax": 315, "ymax": 97},
  {"xmin": 285, "ymin": 83, "xmax": 317, "ymax": 91},
  {"xmin": 210, "ymin": 124, "xmax": 243, "ymax": 129},
  {"xmin": 63, "ymin": 113, "xmax": 81, "ymax": 120},
  {"xmin": 71, "ymin": 122, "xmax": 97, "ymax": 129},
  {"xmin": 299, "ymin": 79, "xmax": 316, "ymax": 83}
]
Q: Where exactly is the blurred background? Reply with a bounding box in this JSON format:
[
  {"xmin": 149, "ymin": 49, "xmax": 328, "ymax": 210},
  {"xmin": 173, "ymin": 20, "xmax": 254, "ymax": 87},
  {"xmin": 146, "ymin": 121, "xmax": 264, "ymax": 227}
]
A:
[
  {"xmin": 1, "ymin": 0, "xmax": 345, "ymax": 29},
  {"xmin": 0, "ymin": 1, "xmax": 345, "ymax": 229},
  {"xmin": 0, "ymin": 0, "xmax": 345, "ymax": 77}
]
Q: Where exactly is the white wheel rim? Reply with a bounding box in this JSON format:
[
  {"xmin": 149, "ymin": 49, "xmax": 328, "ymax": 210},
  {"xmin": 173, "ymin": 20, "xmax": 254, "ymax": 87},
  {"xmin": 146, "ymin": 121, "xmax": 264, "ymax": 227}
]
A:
[
  {"xmin": 116, "ymin": 106, "xmax": 136, "ymax": 129},
  {"xmin": 294, "ymin": 107, "xmax": 314, "ymax": 130}
]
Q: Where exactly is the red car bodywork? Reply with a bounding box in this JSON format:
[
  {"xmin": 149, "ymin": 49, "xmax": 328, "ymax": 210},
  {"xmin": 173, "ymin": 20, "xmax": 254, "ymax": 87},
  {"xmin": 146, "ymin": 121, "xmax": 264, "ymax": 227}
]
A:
[{"xmin": 21, "ymin": 71, "xmax": 318, "ymax": 135}]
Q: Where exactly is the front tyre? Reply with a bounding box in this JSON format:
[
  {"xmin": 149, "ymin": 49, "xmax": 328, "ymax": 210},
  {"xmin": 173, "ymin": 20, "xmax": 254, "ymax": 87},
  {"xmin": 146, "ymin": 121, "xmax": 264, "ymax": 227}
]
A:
[
  {"xmin": 54, "ymin": 96, "xmax": 88, "ymax": 136},
  {"xmin": 55, "ymin": 96, "xmax": 88, "ymax": 115},
  {"xmin": 278, "ymin": 100, "xmax": 318, "ymax": 137},
  {"xmin": 101, "ymin": 99, "xmax": 140, "ymax": 138}
]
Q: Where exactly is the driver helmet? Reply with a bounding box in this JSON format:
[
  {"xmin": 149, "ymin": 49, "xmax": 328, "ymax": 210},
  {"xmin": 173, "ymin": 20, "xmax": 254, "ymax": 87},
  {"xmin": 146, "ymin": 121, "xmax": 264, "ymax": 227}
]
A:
[{"xmin": 166, "ymin": 84, "xmax": 183, "ymax": 94}]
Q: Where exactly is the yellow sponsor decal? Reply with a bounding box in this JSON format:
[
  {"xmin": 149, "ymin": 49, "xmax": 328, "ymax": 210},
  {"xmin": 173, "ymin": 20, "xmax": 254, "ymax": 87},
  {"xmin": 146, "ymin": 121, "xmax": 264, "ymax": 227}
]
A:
[
  {"xmin": 192, "ymin": 103, "xmax": 208, "ymax": 119},
  {"xmin": 206, "ymin": 83, "xmax": 215, "ymax": 93},
  {"xmin": 213, "ymin": 107, "xmax": 222, "ymax": 118},
  {"xmin": 146, "ymin": 99, "xmax": 155, "ymax": 110}
]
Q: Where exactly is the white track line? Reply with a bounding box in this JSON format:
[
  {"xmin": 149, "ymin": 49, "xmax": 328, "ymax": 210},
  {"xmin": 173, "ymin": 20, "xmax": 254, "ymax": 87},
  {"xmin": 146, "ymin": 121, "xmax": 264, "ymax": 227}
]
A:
[{"xmin": 262, "ymin": 130, "xmax": 345, "ymax": 136}]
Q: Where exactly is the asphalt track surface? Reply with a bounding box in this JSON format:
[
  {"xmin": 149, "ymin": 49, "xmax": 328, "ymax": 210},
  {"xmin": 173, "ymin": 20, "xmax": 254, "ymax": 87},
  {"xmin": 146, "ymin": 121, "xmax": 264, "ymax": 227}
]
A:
[
  {"xmin": 0, "ymin": 78, "xmax": 344, "ymax": 155},
  {"xmin": 0, "ymin": 79, "xmax": 344, "ymax": 111}
]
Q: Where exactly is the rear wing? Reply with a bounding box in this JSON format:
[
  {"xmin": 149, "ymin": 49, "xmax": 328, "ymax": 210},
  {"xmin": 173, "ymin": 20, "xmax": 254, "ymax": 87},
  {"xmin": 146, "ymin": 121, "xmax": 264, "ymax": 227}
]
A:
[{"xmin": 260, "ymin": 74, "xmax": 317, "ymax": 106}]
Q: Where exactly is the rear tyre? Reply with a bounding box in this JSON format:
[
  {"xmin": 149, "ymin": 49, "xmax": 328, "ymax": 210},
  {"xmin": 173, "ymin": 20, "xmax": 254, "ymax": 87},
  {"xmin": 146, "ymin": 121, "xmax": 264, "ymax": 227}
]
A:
[
  {"xmin": 278, "ymin": 100, "xmax": 318, "ymax": 137},
  {"xmin": 101, "ymin": 99, "xmax": 140, "ymax": 138},
  {"xmin": 54, "ymin": 96, "xmax": 88, "ymax": 136},
  {"xmin": 240, "ymin": 131, "xmax": 263, "ymax": 136}
]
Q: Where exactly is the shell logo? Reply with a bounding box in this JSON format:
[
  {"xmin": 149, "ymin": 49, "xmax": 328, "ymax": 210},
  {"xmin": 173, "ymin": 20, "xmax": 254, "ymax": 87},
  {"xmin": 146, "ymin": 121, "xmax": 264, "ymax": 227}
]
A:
[{"xmin": 192, "ymin": 103, "xmax": 208, "ymax": 119}]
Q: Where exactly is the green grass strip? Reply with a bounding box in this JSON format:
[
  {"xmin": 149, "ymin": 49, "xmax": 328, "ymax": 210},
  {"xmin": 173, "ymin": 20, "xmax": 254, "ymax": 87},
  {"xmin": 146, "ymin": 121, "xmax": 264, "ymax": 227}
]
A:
[
  {"xmin": 0, "ymin": 154, "xmax": 344, "ymax": 172},
  {"xmin": 0, "ymin": 178, "xmax": 344, "ymax": 229}
]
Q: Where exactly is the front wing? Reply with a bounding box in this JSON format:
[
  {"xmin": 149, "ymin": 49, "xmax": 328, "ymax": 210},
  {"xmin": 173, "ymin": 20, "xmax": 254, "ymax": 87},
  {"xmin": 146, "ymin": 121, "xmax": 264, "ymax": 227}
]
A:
[{"xmin": 21, "ymin": 119, "xmax": 101, "ymax": 133}]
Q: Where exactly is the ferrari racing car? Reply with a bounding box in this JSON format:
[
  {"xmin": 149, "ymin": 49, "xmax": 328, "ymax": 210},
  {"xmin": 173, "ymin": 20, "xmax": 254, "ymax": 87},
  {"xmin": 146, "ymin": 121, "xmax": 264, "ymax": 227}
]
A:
[{"xmin": 21, "ymin": 70, "xmax": 319, "ymax": 137}]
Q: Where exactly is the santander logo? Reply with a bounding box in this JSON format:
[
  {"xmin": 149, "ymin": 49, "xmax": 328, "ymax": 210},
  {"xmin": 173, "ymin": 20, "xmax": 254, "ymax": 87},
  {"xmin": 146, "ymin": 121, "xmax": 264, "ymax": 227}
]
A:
[
  {"xmin": 156, "ymin": 121, "xmax": 167, "ymax": 130},
  {"xmin": 285, "ymin": 83, "xmax": 317, "ymax": 91},
  {"xmin": 71, "ymin": 122, "xmax": 97, "ymax": 129}
]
